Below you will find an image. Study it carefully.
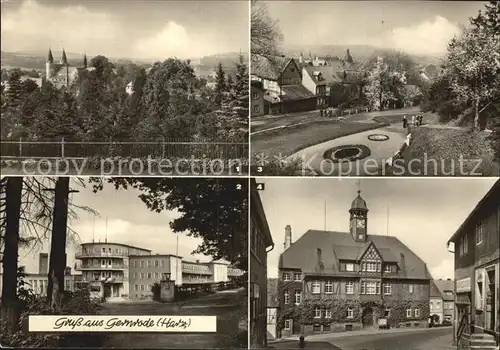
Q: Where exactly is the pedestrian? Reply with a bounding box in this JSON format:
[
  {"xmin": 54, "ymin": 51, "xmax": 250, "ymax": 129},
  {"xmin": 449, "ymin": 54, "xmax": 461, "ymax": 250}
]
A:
[
  {"xmin": 402, "ymin": 115, "xmax": 407, "ymax": 128},
  {"xmin": 419, "ymin": 114, "xmax": 423, "ymax": 126},
  {"xmin": 411, "ymin": 115, "xmax": 415, "ymax": 126}
]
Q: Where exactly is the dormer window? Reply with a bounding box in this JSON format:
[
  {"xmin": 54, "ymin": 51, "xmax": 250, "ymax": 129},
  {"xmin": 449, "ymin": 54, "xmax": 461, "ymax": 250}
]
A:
[
  {"xmin": 346, "ymin": 263, "xmax": 354, "ymax": 272},
  {"xmin": 384, "ymin": 264, "xmax": 391, "ymax": 273}
]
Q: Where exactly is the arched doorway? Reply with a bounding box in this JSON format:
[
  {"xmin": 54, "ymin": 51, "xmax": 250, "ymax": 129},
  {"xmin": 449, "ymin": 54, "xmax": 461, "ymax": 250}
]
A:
[{"xmin": 362, "ymin": 307, "xmax": 374, "ymax": 328}]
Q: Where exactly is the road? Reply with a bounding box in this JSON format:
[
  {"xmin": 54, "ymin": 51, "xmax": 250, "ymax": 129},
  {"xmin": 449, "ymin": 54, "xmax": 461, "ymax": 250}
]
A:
[
  {"xmin": 100, "ymin": 288, "xmax": 247, "ymax": 349},
  {"xmin": 270, "ymin": 327, "xmax": 454, "ymax": 350}
]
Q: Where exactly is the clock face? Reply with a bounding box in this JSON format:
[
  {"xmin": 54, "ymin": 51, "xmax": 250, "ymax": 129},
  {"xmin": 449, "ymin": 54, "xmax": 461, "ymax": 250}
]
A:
[{"xmin": 357, "ymin": 220, "xmax": 366, "ymax": 228}]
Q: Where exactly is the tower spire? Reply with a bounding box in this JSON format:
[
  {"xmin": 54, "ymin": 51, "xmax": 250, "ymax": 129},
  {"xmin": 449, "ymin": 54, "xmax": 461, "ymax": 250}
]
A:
[
  {"xmin": 83, "ymin": 53, "xmax": 87, "ymax": 68},
  {"xmin": 47, "ymin": 48, "xmax": 54, "ymax": 63},
  {"xmin": 61, "ymin": 48, "xmax": 67, "ymax": 65}
]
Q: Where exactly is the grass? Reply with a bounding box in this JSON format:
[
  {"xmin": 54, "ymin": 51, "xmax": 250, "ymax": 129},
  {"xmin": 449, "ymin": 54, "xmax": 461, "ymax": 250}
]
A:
[
  {"xmin": 251, "ymin": 120, "xmax": 389, "ymax": 160},
  {"xmin": 385, "ymin": 127, "xmax": 500, "ymax": 176}
]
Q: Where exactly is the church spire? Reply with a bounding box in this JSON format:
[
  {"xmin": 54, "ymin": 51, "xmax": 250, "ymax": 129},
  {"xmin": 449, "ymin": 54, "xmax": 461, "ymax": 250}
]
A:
[
  {"xmin": 61, "ymin": 49, "xmax": 68, "ymax": 65},
  {"xmin": 345, "ymin": 48, "xmax": 353, "ymax": 65},
  {"xmin": 47, "ymin": 48, "xmax": 54, "ymax": 63},
  {"xmin": 83, "ymin": 54, "xmax": 88, "ymax": 68}
]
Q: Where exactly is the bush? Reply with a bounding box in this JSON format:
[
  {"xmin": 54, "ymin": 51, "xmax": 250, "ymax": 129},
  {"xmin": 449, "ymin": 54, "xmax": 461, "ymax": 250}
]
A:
[{"xmin": 0, "ymin": 287, "xmax": 105, "ymax": 348}]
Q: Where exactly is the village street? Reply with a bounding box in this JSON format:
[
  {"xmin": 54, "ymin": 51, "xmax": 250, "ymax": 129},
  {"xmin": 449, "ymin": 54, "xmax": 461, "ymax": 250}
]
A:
[
  {"xmin": 100, "ymin": 288, "xmax": 246, "ymax": 349},
  {"xmin": 269, "ymin": 327, "xmax": 455, "ymax": 350}
]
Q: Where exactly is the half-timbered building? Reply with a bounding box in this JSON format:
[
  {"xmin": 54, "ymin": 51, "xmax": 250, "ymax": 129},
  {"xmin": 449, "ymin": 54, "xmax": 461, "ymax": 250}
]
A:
[{"xmin": 277, "ymin": 190, "xmax": 432, "ymax": 336}]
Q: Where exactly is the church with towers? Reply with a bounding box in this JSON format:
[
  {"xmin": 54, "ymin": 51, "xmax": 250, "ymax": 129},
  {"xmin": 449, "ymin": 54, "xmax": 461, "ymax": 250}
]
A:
[
  {"xmin": 277, "ymin": 190, "xmax": 432, "ymax": 337},
  {"xmin": 45, "ymin": 48, "xmax": 94, "ymax": 89}
]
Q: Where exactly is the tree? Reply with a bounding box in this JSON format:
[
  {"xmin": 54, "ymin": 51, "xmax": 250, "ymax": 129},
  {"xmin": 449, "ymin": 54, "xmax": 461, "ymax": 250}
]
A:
[
  {"xmin": 251, "ymin": 0, "xmax": 283, "ymax": 60},
  {"xmin": 214, "ymin": 62, "xmax": 226, "ymax": 107},
  {"xmin": 444, "ymin": 25, "xmax": 500, "ymax": 130},
  {"xmin": 1, "ymin": 177, "xmax": 23, "ymax": 334},
  {"xmin": 470, "ymin": 0, "xmax": 500, "ymax": 37},
  {"xmin": 90, "ymin": 178, "xmax": 248, "ymax": 270},
  {"xmin": 363, "ymin": 56, "xmax": 407, "ymax": 110}
]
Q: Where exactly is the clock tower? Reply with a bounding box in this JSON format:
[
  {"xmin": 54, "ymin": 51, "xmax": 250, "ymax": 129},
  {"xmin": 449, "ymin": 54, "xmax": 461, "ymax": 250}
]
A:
[{"xmin": 349, "ymin": 190, "xmax": 368, "ymax": 242}]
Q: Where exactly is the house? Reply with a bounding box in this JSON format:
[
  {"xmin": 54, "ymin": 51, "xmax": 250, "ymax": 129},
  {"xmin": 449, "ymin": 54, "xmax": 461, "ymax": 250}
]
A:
[
  {"xmin": 430, "ymin": 279, "xmax": 455, "ymax": 324},
  {"xmin": 447, "ymin": 180, "xmax": 499, "ymax": 348},
  {"xmin": 267, "ymin": 278, "xmax": 279, "ymax": 341},
  {"xmin": 277, "ymin": 190, "xmax": 432, "ymax": 337},
  {"xmin": 125, "ymin": 81, "xmax": 134, "ymax": 95},
  {"xmin": 251, "ymin": 80, "xmax": 266, "ymax": 117},
  {"xmin": 251, "ymin": 55, "xmax": 315, "ymax": 114},
  {"xmin": 301, "ymin": 60, "xmax": 365, "ymax": 110},
  {"xmin": 250, "ymin": 178, "xmax": 275, "ymax": 349}
]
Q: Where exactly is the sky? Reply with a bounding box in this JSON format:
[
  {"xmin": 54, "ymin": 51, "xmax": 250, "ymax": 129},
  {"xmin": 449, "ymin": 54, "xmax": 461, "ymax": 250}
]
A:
[
  {"xmin": 17, "ymin": 178, "xmax": 211, "ymax": 275},
  {"xmin": 265, "ymin": 1, "xmax": 488, "ymax": 56},
  {"xmin": 258, "ymin": 178, "xmax": 497, "ymax": 281},
  {"xmin": 0, "ymin": 0, "xmax": 249, "ymax": 60}
]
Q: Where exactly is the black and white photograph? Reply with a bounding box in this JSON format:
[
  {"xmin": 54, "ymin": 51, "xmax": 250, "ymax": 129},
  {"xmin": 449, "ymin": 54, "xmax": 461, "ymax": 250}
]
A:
[
  {"xmin": 250, "ymin": 0, "xmax": 500, "ymax": 177},
  {"xmin": 250, "ymin": 177, "xmax": 499, "ymax": 349},
  {"xmin": 0, "ymin": 177, "xmax": 248, "ymax": 348},
  {"xmin": 0, "ymin": 0, "xmax": 249, "ymax": 176}
]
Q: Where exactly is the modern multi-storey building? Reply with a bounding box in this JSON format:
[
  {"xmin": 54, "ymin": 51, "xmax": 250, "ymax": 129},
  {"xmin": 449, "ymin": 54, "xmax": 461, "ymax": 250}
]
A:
[
  {"xmin": 277, "ymin": 190, "xmax": 432, "ymax": 337},
  {"xmin": 75, "ymin": 241, "xmax": 244, "ymax": 300},
  {"xmin": 250, "ymin": 179, "xmax": 275, "ymax": 349},
  {"xmin": 448, "ymin": 180, "xmax": 499, "ymax": 347}
]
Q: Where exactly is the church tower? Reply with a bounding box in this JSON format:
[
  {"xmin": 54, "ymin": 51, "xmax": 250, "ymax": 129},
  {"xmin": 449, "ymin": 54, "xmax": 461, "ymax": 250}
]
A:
[
  {"xmin": 61, "ymin": 49, "xmax": 68, "ymax": 65},
  {"xmin": 349, "ymin": 190, "xmax": 368, "ymax": 242},
  {"xmin": 46, "ymin": 48, "xmax": 55, "ymax": 79},
  {"xmin": 83, "ymin": 54, "xmax": 88, "ymax": 69},
  {"xmin": 344, "ymin": 49, "xmax": 354, "ymax": 65}
]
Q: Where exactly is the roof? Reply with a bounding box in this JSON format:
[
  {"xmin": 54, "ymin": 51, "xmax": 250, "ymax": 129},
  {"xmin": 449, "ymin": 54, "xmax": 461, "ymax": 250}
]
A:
[
  {"xmin": 430, "ymin": 280, "xmax": 442, "ymax": 298},
  {"xmin": 434, "ymin": 279, "xmax": 455, "ymax": 301},
  {"xmin": 303, "ymin": 64, "xmax": 364, "ymax": 86},
  {"xmin": 251, "ymin": 179, "xmax": 274, "ymax": 247},
  {"xmin": 280, "ymin": 84, "xmax": 315, "ymax": 101},
  {"xmin": 448, "ymin": 180, "xmax": 500, "ymax": 244},
  {"xmin": 251, "ymin": 55, "xmax": 293, "ymax": 80},
  {"xmin": 351, "ymin": 191, "xmax": 368, "ymax": 210},
  {"xmin": 251, "ymin": 80, "xmax": 265, "ymax": 92},
  {"xmin": 80, "ymin": 242, "xmax": 151, "ymax": 252},
  {"xmin": 281, "ymin": 230, "xmax": 432, "ymax": 280},
  {"xmin": 267, "ymin": 278, "xmax": 279, "ymax": 308}
]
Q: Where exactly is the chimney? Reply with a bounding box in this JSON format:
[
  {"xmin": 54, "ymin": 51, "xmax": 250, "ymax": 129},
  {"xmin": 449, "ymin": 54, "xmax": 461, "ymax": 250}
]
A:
[
  {"xmin": 317, "ymin": 248, "xmax": 322, "ymax": 262},
  {"xmin": 447, "ymin": 278, "xmax": 451, "ymax": 281},
  {"xmin": 284, "ymin": 225, "xmax": 292, "ymax": 250}
]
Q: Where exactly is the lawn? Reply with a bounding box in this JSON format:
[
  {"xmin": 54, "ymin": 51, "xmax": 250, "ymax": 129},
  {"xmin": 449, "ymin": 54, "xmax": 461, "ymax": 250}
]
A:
[
  {"xmin": 251, "ymin": 120, "xmax": 389, "ymax": 160},
  {"xmin": 385, "ymin": 127, "xmax": 500, "ymax": 176}
]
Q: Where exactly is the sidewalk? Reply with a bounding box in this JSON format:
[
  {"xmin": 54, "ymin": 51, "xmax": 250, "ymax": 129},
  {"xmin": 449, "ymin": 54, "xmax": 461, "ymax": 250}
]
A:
[{"xmin": 269, "ymin": 325, "xmax": 453, "ymax": 343}]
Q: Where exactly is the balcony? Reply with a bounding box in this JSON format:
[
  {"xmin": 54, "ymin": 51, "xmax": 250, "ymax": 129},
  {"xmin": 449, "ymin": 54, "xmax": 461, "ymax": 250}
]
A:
[
  {"xmin": 75, "ymin": 251, "xmax": 129, "ymax": 259},
  {"xmin": 76, "ymin": 264, "xmax": 128, "ymax": 271},
  {"xmin": 78, "ymin": 276, "xmax": 125, "ymax": 283}
]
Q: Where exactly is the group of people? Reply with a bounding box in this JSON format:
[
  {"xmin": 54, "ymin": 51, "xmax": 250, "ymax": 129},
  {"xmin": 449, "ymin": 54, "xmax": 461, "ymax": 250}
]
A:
[{"xmin": 402, "ymin": 114, "xmax": 424, "ymax": 128}]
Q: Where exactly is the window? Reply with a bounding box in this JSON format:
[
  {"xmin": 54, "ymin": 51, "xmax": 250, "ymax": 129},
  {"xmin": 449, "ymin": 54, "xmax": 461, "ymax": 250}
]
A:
[
  {"xmin": 460, "ymin": 234, "xmax": 468, "ymax": 256},
  {"xmin": 294, "ymin": 290, "xmax": 301, "ymax": 305},
  {"xmin": 294, "ymin": 273, "xmax": 301, "ymax": 281},
  {"xmin": 102, "ymin": 248, "xmax": 105, "ymax": 253},
  {"xmin": 376, "ymin": 282, "xmax": 381, "ymax": 295},
  {"xmin": 101, "ymin": 259, "xmax": 106, "ymax": 267},
  {"xmin": 347, "ymin": 307, "xmax": 354, "ymax": 318},
  {"xmin": 384, "ymin": 308, "xmax": 391, "ymax": 317},
  {"xmin": 383, "ymin": 283, "xmax": 392, "ymax": 295},
  {"xmin": 414, "ymin": 309, "xmax": 420, "ymax": 317},
  {"xmin": 155, "ymin": 272, "xmax": 159, "ymax": 279},
  {"xmin": 361, "ymin": 281, "xmax": 366, "ymax": 294},
  {"xmin": 147, "ymin": 272, "xmax": 152, "ymax": 279},
  {"xmin": 253, "ymin": 105, "xmax": 260, "ymax": 113},
  {"xmin": 147, "ymin": 260, "xmax": 152, "ymax": 267},
  {"xmin": 283, "ymin": 273, "xmax": 291, "ymax": 281},
  {"xmin": 361, "ymin": 262, "xmax": 366, "ymax": 271},
  {"xmin": 476, "ymin": 221, "xmax": 483, "ymax": 245},
  {"xmin": 140, "ymin": 261, "xmax": 145, "ymax": 267},
  {"xmin": 409, "ymin": 285, "xmax": 414, "ymax": 293},
  {"xmin": 325, "ymin": 310, "xmax": 332, "ymax": 318},
  {"xmin": 384, "ymin": 264, "xmax": 391, "ymax": 273},
  {"xmin": 325, "ymin": 281, "xmax": 333, "ymax": 294},
  {"xmin": 284, "ymin": 320, "xmax": 291, "ymax": 330},
  {"xmin": 346, "ymin": 263, "xmax": 354, "ymax": 272},
  {"xmin": 436, "ymin": 301, "xmax": 441, "ymax": 309},
  {"xmin": 366, "ymin": 261, "xmax": 377, "ymax": 272},
  {"xmin": 312, "ymin": 281, "xmax": 321, "ymax": 294},
  {"xmin": 133, "ymin": 261, "xmax": 137, "ymax": 267},
  {"xmin": 346, "ymin": 281, "xmax": 354, "ymax": 295},
  {"xmin": 284, "ymin": 290, "xmax": 290, "ymax": 304},
  {"xmin": 140, "ymin": 272, "xmax": 145, "ymax": 279},
  {"xmin": 406, "ymin": 309, "xmax": 412, "ymax": 318},
  {"xmin": 134, "ymin": 285, "xmax": 138, "ymax": 291},
  {"xmin": 376, "ymin": 262, "xmax": 381, "ymax": 272},
  {"xmin": 107, "ymin": 259, "xmax": 111, "ymax": 266},
  {"xmin": 314, "ymin": 308, "xmax": 321, "ymax": 318},
  {"xmin": 155, "ymin": 260, "xmax": 159, "ymax": 267},
  {"xmin": 140, "ymin": 285, "xmax": 145, "ymax": 291},
  {"xmin": 363, "ymin": 281, "xmax": 377, "ymax": 295}
]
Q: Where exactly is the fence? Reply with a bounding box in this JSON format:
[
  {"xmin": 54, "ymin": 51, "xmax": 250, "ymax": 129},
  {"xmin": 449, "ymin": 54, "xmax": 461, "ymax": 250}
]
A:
[{"xmin": 0, "ymin": 138, "xmax": 249, "ymax": 160}]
